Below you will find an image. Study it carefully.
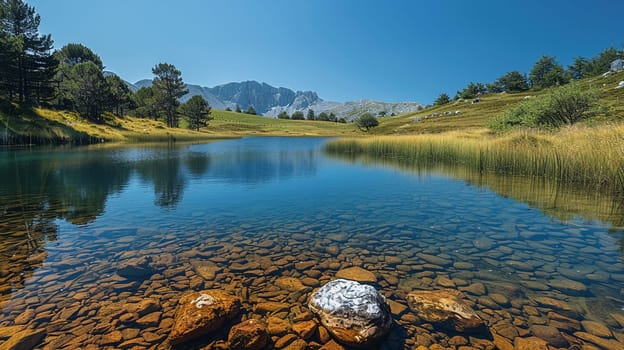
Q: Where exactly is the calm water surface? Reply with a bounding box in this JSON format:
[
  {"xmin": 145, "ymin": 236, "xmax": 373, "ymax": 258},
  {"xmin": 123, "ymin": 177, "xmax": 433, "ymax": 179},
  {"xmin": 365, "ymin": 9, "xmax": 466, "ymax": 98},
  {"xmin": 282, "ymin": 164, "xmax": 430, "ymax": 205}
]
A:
[{"xmin": 1, "ymin": 137, "xmax": 624, "ymax": 349}]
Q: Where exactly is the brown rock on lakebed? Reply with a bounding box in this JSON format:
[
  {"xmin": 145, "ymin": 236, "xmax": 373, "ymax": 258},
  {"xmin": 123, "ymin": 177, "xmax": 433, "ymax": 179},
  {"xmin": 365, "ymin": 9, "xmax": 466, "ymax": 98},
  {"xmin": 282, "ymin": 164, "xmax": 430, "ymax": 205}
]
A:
[
  {"xmin": 168, "ymin": 290, "xmax": 241, "ymax": 345},
  {"xmin": 406, "ymin": 289, "xmax": 485, "ymax": 333},
  {"xmin": 0, "ymin": 328, "xmax": 46, "ymax": 350},
  {"xmin": 276, "ymin": 276, "xmax": 308, "ymax": 292},
  {"xmin": 228, "ymin": 319, "xmax": 269, "ymax": 350},
  {"xmin": 335, "ymin": 267, "xmax": 377, "ymax": 283}
]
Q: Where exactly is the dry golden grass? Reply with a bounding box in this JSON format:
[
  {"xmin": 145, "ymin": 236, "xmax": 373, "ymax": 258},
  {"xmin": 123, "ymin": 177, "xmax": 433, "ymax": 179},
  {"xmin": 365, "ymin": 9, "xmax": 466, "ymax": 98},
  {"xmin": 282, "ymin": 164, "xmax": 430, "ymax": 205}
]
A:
[{"xmin": 326, "ymin": 124, "xmax": 624, "ymax": 194}]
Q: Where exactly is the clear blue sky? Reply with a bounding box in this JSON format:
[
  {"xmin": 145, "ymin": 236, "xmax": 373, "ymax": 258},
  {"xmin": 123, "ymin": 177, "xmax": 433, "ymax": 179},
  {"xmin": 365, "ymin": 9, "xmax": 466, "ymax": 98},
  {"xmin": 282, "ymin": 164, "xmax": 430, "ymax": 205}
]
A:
[{"xmin": 30, "ymin": 0, "xmax": 624, "ymax": 104}]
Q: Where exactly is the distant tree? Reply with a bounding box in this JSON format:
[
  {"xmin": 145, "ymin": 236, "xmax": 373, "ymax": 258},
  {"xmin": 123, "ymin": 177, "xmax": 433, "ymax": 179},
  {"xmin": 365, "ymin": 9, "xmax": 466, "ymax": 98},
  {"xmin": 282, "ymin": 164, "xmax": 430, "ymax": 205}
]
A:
[
  {"xmin": 328, "ymin": 112, "xmax": 337, "ymax": 122},
  {"xmin": 587, "ymin": 47, "xmax": 623, "ymax": 76},
  {"xmin": 54, "ymin": 43, "xmax": 103, "ymax": 70},
  {"xmin": 179, "ymin": 95, "xmax": 212, "ymax": 131},
  {"xmin": 246, "ymin": 105, "xmax": 256, "ymax": 115},
  {"xmin": 0, "ymin": 0, "xmax": 57, "ymax": 103},
  {"xmin": 105, "ymin": 74, "xmax": 134, "ymax": 117},
  {"xmin": 66, "ymin": 61, "xmax": 110, "ymax": 122},
  {"xmin": 225, "ymin": 107, "xmax": 232, "ymax": 111},
  {"xmin": 291, "ymin": 111, "xmax": 305, "ymax": 120},
  {"xmin": 495, "ymin": 70, "xmax": 529, "ymax": 92},
  {"xmin": 235, "ymin": 105, "xmax": 241, "ymax": 113},
  {"xmin": 568, "ymin": 56, "xmax": 590, "ymax": 80},
  {"xmin": 529, "ymin": 55, "xmax": 569, "ymax": 89},
  {"xmin": 486, "ymin": 82, "xmax": 504, "ymax": 93},
  {"xmin": 337, "ymin": 117, "xmax": 347, "ymax": 123},
  {"xmin": 434, "ymin": 93, "xmax": 451, "ymax": 105},
  {"xmin": 152, "ymin": 62, "xmax": 187, "ymax": 127},
  {"xmin": 458, "ymin": 82, "xmax": 487, "ymax": 99},
  {"xmin": 277, "ymin": 111, "xmax": 290, "ymax": 119},
  {"xmin": 316, "ymin": 112, "xmax": 330, "ymax": 121},
  {"xmin": 306, "ymin": 108, "xmax": 315, "ymax": 120},
  {"xmin": 355, "ymin": 113, "xmax": 379, "ymax": 131},
  {"xmin": 131, "ymin": 87, "xmax": 158, "ymax": 119},
  {"xmin": 378, "ymin": 110, "xmax": 387, "ymax": 117}
]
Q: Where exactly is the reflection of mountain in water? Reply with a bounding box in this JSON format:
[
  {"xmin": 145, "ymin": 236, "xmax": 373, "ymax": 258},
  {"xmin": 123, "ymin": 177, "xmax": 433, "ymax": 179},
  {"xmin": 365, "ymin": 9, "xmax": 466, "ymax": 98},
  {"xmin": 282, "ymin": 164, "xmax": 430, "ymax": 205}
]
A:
[
  {"xmin": 207, "ymin": 149, "xmax": 317, "ymax": 184},
  {"xmin": 199, "ymin": 137, "xmax": 319, "ymax": 184}
]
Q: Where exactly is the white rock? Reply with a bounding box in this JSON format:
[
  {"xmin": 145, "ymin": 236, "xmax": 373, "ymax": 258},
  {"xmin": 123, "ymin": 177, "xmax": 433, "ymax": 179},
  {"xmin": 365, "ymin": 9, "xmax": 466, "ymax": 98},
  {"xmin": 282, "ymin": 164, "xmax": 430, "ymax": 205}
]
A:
[{"xmin": 308, "ymin": 279, "xmax": 392, "ymax": 347}]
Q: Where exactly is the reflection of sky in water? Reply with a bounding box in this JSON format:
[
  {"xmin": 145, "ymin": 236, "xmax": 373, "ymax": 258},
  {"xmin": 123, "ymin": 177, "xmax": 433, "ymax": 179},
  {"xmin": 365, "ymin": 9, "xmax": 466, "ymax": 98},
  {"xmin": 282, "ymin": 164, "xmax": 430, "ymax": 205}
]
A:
[{"xmin": 3, "ymin": 137, "xmax": 624, "ymax": 349}]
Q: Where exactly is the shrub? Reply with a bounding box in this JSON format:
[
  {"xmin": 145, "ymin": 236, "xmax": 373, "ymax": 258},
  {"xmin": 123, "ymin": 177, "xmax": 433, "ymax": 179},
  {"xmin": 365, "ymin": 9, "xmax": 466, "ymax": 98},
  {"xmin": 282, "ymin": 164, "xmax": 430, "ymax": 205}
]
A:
[
  {"xmin": 355, "ymin": 113, "xmax": 379, "ymax": 131},
  {"xmin": 490, "ymin": 84, "xmax": 600, "ymax": 130}
]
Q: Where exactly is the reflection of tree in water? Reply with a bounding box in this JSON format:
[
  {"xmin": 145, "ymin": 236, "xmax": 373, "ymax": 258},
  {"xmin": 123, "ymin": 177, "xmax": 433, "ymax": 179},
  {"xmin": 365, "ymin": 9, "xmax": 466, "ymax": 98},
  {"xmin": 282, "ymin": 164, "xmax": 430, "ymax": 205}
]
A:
[
  {"xmin": 135, "ymin": 149, "xmax": 186, "ymax": 208},
  {"xmin": 0, "ymin": 151, "xmax": 131, "ymax": 303},
  {"xmin": 185, "ymin": 152, "xmax": 211, "ymax": 178}
]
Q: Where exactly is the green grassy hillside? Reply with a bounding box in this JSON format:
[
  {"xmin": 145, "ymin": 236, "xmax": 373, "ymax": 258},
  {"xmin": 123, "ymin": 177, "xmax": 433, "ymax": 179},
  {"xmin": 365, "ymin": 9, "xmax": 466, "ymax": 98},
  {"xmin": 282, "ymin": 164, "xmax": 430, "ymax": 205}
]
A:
[
  {"xmin": 0, "ymin": 106, "xmax": 360, "ymax": 145},
  {"xmin": 371, "ymin": 70, "xmax": 624, "ymax": 134}
]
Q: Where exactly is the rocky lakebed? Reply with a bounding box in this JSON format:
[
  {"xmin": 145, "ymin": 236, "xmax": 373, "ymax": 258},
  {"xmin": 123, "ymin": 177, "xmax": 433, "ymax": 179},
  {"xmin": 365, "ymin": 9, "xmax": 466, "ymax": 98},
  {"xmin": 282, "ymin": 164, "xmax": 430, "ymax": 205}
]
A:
[{"xmin": 2, "ymin": 218, "xmax": 624, "ymax": 350}]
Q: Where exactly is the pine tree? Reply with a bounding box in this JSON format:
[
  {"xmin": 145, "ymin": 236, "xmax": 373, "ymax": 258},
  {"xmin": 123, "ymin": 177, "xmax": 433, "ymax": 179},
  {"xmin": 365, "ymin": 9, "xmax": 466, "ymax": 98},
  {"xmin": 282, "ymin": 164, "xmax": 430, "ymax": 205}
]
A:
[
  {"xmin": 152, "ymin": 63, "xmax": 187, "ymax": 128},
  {"xmin": 529, "ymin": 55, "xmax": 569, "ymax": 89},
  {"xmin": 105, "ymin": 74, "xmax": 133, "ymax": 117},
  {"xmin": 0, "ymin": 0, "xmax": 57, "ymax": 104},
  {"xmin": 179, "ymin": 95, "xmax": 212, "ymax": 131},
  {"xmin": 434, "ymin": 93, "xmax": 451, "ymax": 105}
]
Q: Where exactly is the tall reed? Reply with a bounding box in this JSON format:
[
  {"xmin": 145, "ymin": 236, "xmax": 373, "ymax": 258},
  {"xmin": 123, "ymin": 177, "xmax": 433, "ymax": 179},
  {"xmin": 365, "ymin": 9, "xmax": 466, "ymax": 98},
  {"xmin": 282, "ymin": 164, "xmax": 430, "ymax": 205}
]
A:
[{"xmin": 325, "ymin": 126, "xmax": 624, "ymax": 195}]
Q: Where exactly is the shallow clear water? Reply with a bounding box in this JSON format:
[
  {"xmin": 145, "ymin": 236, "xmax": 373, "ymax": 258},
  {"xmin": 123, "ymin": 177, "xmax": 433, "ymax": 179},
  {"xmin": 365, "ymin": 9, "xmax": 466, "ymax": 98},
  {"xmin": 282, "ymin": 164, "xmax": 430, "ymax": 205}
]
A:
[{"xmin": 1, "ymin": 137, "xmax": 624, "ymax": 349}]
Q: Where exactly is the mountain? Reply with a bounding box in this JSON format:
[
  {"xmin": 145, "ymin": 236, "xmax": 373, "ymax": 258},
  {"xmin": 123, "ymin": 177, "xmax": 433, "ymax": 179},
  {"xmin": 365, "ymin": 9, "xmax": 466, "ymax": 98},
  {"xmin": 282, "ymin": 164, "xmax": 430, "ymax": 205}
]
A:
[{"xmin": 124, "ymin": 77, "xmax": 423, "ymax": 120}]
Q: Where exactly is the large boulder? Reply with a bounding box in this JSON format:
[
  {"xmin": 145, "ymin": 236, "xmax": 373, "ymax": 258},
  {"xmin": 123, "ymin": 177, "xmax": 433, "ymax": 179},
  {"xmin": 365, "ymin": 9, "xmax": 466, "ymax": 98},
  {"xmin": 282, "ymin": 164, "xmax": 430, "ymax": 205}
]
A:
[
  {"xmin": 407, "ymin": 289, "xmax": 485, "ymax": 333},
  {"xmin": 168, "ymin": 290, "xmax": 241, "ymax": 345},
  {"xmin": 308, "ymin": 279, "xmax": 392, "ymax": 348}
]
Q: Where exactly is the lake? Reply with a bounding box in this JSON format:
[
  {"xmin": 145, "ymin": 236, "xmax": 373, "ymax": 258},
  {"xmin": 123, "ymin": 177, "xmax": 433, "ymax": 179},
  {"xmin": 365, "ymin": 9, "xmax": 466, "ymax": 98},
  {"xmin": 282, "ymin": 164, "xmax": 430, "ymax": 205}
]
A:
[{"xmin": 1, "ymin": 137, "xmax": 624, "ymax": 349}]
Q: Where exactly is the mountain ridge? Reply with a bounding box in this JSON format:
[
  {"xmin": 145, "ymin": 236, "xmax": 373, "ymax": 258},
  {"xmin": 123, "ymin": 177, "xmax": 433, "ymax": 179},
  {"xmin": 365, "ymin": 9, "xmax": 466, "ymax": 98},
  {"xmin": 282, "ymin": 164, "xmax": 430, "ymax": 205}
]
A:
[{"xmin": 122, "ymin": 75, "xmax": 423, "ymax": 120}]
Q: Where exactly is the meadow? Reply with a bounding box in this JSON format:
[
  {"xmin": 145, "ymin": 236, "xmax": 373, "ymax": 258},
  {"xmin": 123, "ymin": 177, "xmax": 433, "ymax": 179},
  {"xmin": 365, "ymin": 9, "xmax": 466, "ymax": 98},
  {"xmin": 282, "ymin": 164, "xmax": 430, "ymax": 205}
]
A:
[{"xmin": 326, "ymin": 70, "xmax": 624, "ymax": 195}]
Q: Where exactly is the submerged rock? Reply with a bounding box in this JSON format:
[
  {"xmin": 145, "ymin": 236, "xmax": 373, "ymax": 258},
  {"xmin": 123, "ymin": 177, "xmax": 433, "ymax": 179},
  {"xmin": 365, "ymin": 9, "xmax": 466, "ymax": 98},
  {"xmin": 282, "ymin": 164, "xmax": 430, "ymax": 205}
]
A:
[
  {"xmin": 335, "ymin": 267, "xmax": 377, "ymax": 283},
  {"xmin": 308, "ymin": 279, "xmax": 392, "ymax": 347},
  {"xmin": 406, "ymin": 289, "xmax": 485, "ymax": 333},
  {"xmin": 228, "ymin": 319, "xmax": 268, "ymax": 350},
  {"xmin": 0, "ymin": 328, "xmax": 46, "ymax": 350},
  {"xmin": 168, "ymin": 290, "xmax": 241, "ymax": 345},
  {"xmin": 117, "ymin": 256, "xmax": 157, "ymax": 279}
]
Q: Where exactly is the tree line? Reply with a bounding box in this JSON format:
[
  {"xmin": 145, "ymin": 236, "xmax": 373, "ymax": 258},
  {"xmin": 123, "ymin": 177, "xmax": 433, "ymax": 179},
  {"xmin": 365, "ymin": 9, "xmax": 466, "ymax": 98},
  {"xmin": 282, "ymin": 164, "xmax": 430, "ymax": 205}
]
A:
[
  {"xmin": 0, "ymin": 0, "xmax": 211, "ymax": 130},
  {"xmin": 434, "ymin": 47, "xmax": 624, "ymax": 105}
]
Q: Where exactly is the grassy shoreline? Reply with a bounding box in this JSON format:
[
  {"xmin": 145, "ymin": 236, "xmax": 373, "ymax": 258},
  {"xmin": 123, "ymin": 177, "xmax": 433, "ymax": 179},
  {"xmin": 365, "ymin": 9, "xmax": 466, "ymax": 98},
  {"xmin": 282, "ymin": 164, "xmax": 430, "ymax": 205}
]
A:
[
  {"xmin": 0, "ymin": 107, "xmax": 359, "ymax": 146},
  {"xmin": 325, "ymin": 125, "xmax": 624, "ymax": 196}
]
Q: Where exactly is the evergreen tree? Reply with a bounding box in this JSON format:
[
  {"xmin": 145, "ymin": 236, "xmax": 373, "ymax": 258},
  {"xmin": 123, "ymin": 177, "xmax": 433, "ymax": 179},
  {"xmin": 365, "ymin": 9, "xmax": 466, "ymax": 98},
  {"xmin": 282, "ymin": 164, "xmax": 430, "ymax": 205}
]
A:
[
  {"xmin": 277, "ymin": 111, "xmax": 290, "ymax": 119},
  {"xmin": 54, "ymin": 43, "xmax": 103, "ymax": 70},
  {"xmin": 0, "ymin": 0, "xmax": 57, "ymax": 103},
  {"xmin": 316, "ymin": 112, "xmax": 330, "ymax": 121},
  {"xmin": 179, "ymin": 95, "xmax": 212, "ymax": 131},
  {"xmin": 458, "ymin": 82, "xmax": 486, "ymax": 99},
  {"xmin": 434, "ymin": 93, "xmax": 451, "ymax": 105},
  {"xmin": 152, "ymin": 62, "xmax": 187, "ymax": 128},
  {"xmin": 306, "ymin": 108, "xmax": 315, "ymax": 120},
  {"xmin": 291, "ymin": 111, "xmax": 305, "ymax": 120},
  {"xmin": 586, "ymin": 47, "xmax": 623, "ymax": 76},
  {"xmin": 246, "ymin": 105, "xmax": 256, "ymax": 115},
  {"xmin": 131, "ymin": 87, "xmax": 158, "ymax": 119},
  {"xmin": 67, "ymin": 61, "xmax": 110, "ymax": 122},
  {"xmin": 568, "ymin": 56, "xmax": 590, "ymax": 80},
  {"xmin": 105, "ymin": 74, "xmax": 133, "ymax": 117},
  {"xmin": 495, "ymin": 71, "xmax": 529, "ymax": 92},
  {"xmin": 529, "ymin": 55, "xmax": 569, "ymax": 89},
  {"xmin": 328, "ymin": 112, "xmax": 337, "ymax": 122},
  {"xmin": 235, "ymin": 105, "xmax": 241, "ymax": 113}
]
